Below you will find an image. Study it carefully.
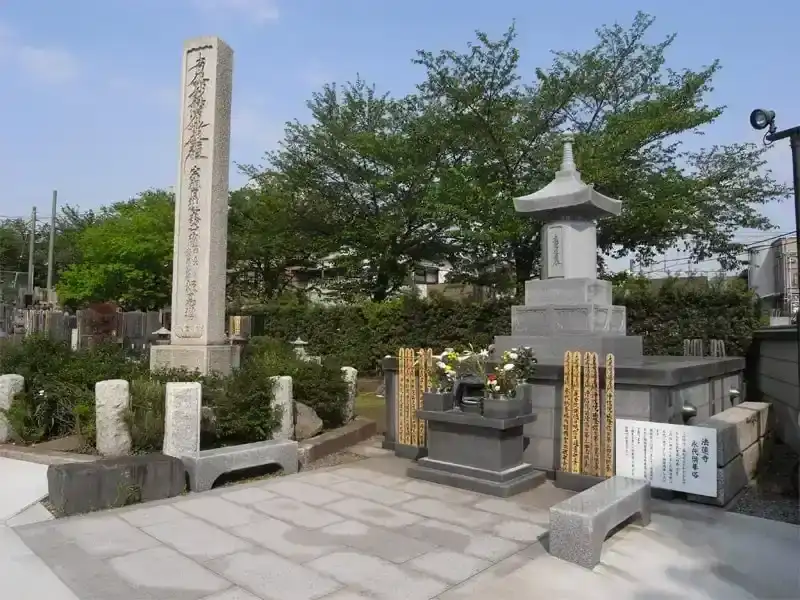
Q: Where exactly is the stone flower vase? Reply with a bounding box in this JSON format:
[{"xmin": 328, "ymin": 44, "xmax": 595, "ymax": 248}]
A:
[
  {"xmin": 482, "ymin": 394, "xmax": 526, "ymax": 419},
  {"xmin": 516, "ymin": 383, "xmax": 534, "ymax": 414},
  {"xmin": 423, "ymin": 391, "xmax": 454, "ymax": 412}
]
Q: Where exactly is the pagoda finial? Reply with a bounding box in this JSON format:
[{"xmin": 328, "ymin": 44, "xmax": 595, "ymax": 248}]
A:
[{"xmin": 560, "ymin": 130, "xmax": 576, "ymax": 173}]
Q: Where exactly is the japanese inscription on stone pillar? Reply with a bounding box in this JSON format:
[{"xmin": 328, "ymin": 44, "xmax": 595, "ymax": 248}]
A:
[
  {"xmin": 177, "ymin": 48, "xmax": 209, "ymax": 339},
  {"xmin": 170, "ymin": 37, "xmax": 233, "ymax": 346},
  {"xmin": 547, "ymin": 225, "xmax": 564, "ymax": 278}
]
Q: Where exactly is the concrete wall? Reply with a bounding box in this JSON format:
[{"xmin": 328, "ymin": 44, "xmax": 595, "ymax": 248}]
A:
[{"xmin": 747, "ymin": 326, "xmax": 800, "ymax": 453}]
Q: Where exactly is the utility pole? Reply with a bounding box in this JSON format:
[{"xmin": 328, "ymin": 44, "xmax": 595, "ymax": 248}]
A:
[
  {"xmin": 27, "ymin": 207, "xmax": 36, "ymax": 294},
  {"xmin": 46, "ymin": 190, "xmax": 57, "ymax": 296}
]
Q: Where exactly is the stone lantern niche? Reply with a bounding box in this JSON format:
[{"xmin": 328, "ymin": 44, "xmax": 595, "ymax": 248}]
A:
[{"xmin": 494, "ymin": 131, "xmax": 644, "ymax": 359}]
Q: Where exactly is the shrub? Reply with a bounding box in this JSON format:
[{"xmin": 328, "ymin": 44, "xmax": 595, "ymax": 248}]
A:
[
  {"xmin": 245, "ymin": 336, "xmax": 349, "ymax": 429},
  {"xmin": 0, "ymin": 336, "xmax": 146, "ymax": 444},
  {"xmin": 243, "ymin": 278, "xmax": 763, "ymax": 369}
]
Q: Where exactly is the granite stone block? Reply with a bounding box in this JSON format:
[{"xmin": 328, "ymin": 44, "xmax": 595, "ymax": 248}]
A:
[
  {"xmin": 697, "ymin": 405, "xmax": 765, "ymax": 467},
  {"xmin": 549, "ymin": 475, "xmax": 651, "ymax": 569},
  {"xmin": 0, "ymin": 373, "xmax": 24, "ymax": 443},
  {"xmin": 163, "ymin": 381, "xmax": 201, "ymax": 459},
  {"xmin": 95, "ymin": 379, "xmax": 132, "ymax": 457},
  {"xmin": 47, "ymin": 454, "xmax": 186, "ymax": 516}
]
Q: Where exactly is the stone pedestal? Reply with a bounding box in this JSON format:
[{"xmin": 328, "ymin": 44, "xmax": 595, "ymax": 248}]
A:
[
  {"xmin": 407, "ymin": 410, "xmax": 546, "ymax": 497},
  {"xmin": 150, "ymin": 344, "xmax": 241, "ymax": 376}
]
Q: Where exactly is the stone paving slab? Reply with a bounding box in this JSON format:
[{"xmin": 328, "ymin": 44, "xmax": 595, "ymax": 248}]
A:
[{"xmin": 11, "ymin": 453, "xmax": 800, "ymax": 600}]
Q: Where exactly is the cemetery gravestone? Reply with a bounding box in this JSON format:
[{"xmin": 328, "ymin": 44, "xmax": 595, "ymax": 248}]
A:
[{"xmin": 150, "ymin": 36, "xmax": 240, "ymax": 376}]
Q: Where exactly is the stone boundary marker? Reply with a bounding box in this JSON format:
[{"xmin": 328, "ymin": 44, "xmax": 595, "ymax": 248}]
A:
[{"xmin": 0, "ymin": 374, "xmax": 24, "ymax": 443}]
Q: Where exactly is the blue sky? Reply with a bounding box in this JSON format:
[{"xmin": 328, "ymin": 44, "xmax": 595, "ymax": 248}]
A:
[{"xmin": 1, "ymin": 0, "xmax": 798, "ymax": 272}]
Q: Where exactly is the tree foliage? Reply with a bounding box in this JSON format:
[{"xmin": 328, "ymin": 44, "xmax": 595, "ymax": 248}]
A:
[
  {"xmin": 41, "ymin": 12, "xmax": 789, "ymax": 307},
  {"xmin": 56, "ymin": 190, "xmax": 175, "ymax": 310},
  {"xmin": 412, "ymin": 12, "xmax": 787, "ymax": 290},
  {"xmin": 253, "ymin": 79, "xmax": 463, "ymax": 301}
]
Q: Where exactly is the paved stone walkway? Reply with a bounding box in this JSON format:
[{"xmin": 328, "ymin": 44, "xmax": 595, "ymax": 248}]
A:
[{"xmin": 11, "ymin": 452, "xmax": 800, "ymax": 600}]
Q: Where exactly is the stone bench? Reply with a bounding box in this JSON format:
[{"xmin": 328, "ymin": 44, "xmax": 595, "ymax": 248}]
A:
[
  {"xmin": 549, "ymin": 476, "xmax": 651, "ymax": 569},
  {"xmin": 182, "ymin": 439, "xmax": 299, "ymax": 492}
]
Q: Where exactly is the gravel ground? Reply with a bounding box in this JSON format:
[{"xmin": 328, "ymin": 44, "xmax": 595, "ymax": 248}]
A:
[{"xmin": 728, "ymin": 440, "xmax": 799, "ymax": 525}]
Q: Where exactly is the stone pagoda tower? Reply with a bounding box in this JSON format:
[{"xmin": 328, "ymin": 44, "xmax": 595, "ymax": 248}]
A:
[{"xmin": 493, "ymin": 131, "xmax": 643, "ymax": 360}]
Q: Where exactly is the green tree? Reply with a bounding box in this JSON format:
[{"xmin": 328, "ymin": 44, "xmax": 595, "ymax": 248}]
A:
[
  {"xmin": 226, "ymin": 177, "xmax": 328, "ymax": 302},
  {"xmin": 252, "ymin": 79, "xmax": 463, "ymax": 302},
  {"xmin": 56, "ymin": 190, "xmax": 174, "ymax": 310},
  {"xmin": 413, "ymin": 12, "xmax": 789, "ymax": 292}
]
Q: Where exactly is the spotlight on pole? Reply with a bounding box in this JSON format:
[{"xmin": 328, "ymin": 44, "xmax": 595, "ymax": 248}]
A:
[{"xmin": 749, "ymin": 109, "xmax": 776, "ymax": 133}]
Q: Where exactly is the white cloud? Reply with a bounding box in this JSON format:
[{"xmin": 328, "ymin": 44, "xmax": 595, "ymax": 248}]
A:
[
  {"xmin": 0, "ymin": 22, "xmax": 79, "ymax": 84},
  {"xmin": 191, "ymin": 0, "xmax": 279, "ymax": 24}
]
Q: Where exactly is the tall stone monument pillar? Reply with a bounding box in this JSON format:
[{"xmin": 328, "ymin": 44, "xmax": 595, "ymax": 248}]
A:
[
  {"xmin": 493, "ymin": 131, "xmax": 643, "ymax": 360},
  {"xmin": 150, "ymin": 36, "xmax": 240, "ymax": 375}
]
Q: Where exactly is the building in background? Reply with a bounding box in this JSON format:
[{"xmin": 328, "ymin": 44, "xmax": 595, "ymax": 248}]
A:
[{"xmin": 748, "ymin": 236, "xmax": 798, "ymax": 319}]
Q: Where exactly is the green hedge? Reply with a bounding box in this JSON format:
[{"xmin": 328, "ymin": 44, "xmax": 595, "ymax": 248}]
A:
[{"xmin": 244, "ymin": 278, "xmax": 763, "ymax": 371}]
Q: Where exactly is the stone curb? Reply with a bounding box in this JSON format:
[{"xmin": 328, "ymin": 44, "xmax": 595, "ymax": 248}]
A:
[
  {"xmin": 0, "ymin": 445, "xmax": 97, "ymax": 466},
  {"xmin": 298, "ymin": 417, "xmax": 377, "ymax": 465}
]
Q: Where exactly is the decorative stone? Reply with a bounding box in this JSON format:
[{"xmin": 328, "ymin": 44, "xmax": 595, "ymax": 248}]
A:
[
  {"xmin": 271, "ymin": 376, "xmax": 294, "ymax": 440},
  {"xmin": 95, "ymin": 379, "xmax": 132, "ymax": 457},
  {"xmin": 549, "ymin": 475, "xmax": 651, "ymax": 569},
  {"xmin": 46, "ymin": 454, "xmax": 186, "ymax": 516},
  {"xmin": 0, "ymin": 373, "xmax": 24, "ymax": 443},
  {"xmin": 341, "ymin": 366, "xmax": 358, "ymax": 422},
  {"xmin": 163, "ymin": 382, "xmax": 201, "ymax": 458},
  {"xmin": 182, "ymin": 439, "xmax": 299, "ymax": 492},
  {"xmin": 149, "ymin": 36, "xmax": 237, "ymax": 376},
  {"xmin": 295, "ymin": 402, "xmax": 323, "ymax": 440}
]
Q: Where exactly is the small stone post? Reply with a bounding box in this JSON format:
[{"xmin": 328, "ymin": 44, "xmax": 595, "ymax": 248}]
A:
[
  {"xmin": 271, "ymin": 376, "xmax": 294, "ymax": 440},
  {"xmin": 341, "ymin": 367, "xmax": 358, "ymax": 422},
  {"xmin": 95, "ymin": 379, "xmax": 132, "ymax": 456},
  {"xmin": 0, "ymin": 374, "xmax": 24, "ymax": 443},
  {"xmin": 163, "ymin": 382, "xmax": 202, "ymax": 458}
]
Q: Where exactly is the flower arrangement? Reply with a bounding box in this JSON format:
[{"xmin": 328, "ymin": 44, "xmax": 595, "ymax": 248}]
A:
[
  {"xmin": 431, "ymin": 346, "xmax": 490, "ymax": 392},
  {"xmin": 485, "ymin": 346, "xmax": 538, "ymax": 399}
]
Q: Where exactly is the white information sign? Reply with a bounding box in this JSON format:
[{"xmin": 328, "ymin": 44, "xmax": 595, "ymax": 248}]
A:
[{"xmin": 615, "ymin": 419, "xmax": 717, "ymax": 497}]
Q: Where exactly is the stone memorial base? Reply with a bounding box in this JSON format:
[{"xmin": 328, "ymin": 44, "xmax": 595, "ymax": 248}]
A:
[
  {"xmin": 150, "ymin": 344, "xmax": 241, "ymax": 376},
  {"xmin": 514, "ymin": 355, "xmax": 746, "ymax": 473},
  {"xmin": 407, "ymin": 409, "xmax": 545, "ymax": 497}
]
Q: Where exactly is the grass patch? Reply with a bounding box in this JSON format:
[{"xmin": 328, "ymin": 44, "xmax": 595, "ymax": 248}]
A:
[{"xmin": 355, "ymin": 392, "xmax": 386, "ymax": 433}]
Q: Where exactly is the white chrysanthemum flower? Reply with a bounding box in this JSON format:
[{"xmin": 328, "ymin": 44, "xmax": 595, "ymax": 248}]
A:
[
  {"xmin": 436, "ymin": 361, "xmax": 447, "ymax": 369},
  {"xmin": 508, "ymin": 352, "xmax": 519, "ymax": 360},
  {"xmin": 503, "ymin": 363, "xmax": 515, "ymax": 371}
]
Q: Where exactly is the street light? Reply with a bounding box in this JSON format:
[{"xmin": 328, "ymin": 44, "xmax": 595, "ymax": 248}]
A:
[{"xmin": 749, "ymin": 108, "xmax": 800, "ymax": 391}]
